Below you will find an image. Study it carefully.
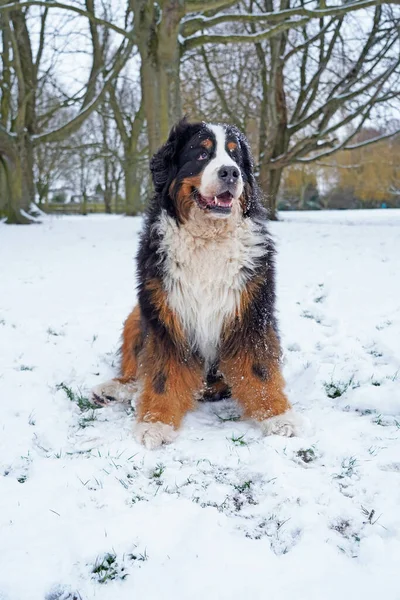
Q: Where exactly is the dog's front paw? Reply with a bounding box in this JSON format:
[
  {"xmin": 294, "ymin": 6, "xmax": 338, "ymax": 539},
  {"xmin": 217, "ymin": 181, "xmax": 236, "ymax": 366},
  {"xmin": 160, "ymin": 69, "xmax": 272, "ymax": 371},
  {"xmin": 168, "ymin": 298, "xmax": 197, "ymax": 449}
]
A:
[
  {"xmin": 259, "ymin": 409, "xmax": 307, "ymax": 437},
  {"xmin": 134, "ymin": 422, "xmax": 178, "ymax": 449},
  {"xmin": 91, "ymin": 379, "xmax": 136, "ymax": 406}
]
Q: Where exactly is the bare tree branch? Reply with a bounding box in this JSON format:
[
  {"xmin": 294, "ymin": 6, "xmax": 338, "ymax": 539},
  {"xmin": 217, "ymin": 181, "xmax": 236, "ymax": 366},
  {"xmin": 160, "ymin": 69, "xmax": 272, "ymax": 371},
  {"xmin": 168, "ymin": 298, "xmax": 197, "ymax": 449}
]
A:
[
  {"xmin": 108, "ymin": 85, "xmax": 129, "ymax": 148},
  {"xmin": 184, "ymin": 0, "xmax": 236, "ymax": 13},
  {"xmin": 82, "ymin": 0, "xmax": 103, "ymax": 109},
  {"xmin": 34, "ymin": 6, "xmax": 48, "ymax": 78},
  {"xmin": 183, "ymin": 17, "xmax": 310, "ymax": 51},
  {"xmin": 0, "ymin": 10, "xmax": 12, "ymax": 127},
  {"xmin": 0, "ymin": 1, "xmax": 133, "ymax": 39},
  {"xmin": 344, "ymin": 128, "xmax": 400, "ymax": 150},
  {"xmin": 200, "ymin": 47, "xmax": 242, "ymax": 128},
  {"xmin": 33, "ymin": 37, "xmax": 134, "ymax": 145},
  {"xmin": 284, "ymin": 16, "xmax": 335, "ymax": 61},
  {"xmin": 183, "ymin": 0, "xmax": 400, "ymax": 36}
]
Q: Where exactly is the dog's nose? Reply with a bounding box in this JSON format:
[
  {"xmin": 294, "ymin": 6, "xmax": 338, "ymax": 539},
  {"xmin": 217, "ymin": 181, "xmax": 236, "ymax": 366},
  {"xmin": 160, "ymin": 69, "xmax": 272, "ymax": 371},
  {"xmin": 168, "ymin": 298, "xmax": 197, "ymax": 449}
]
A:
[{"xmin": 218, "ymin": 165, "xmax": 239, "ymax": 182}]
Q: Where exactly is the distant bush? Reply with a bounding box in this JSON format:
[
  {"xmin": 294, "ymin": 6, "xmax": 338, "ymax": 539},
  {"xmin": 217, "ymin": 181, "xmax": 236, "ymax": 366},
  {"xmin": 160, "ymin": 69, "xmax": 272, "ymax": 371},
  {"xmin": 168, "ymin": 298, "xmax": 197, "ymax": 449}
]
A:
[{"xmin": 52, "ymin": 192, "xmax": 67, "ymax": 204}]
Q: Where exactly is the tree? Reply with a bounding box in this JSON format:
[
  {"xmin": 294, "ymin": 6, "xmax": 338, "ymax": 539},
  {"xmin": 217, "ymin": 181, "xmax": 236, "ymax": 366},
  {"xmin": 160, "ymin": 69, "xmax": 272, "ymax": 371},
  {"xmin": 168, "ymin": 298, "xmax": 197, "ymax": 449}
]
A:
[
  {"xmin": 254, "ymin": 2, "xmax": 400, "ymax": 216},
  {"xmin": 35, "ymin": 103, "xmax": 85, "ymax": 207},
  {"xmin": 321, "ymin": 127, "xmax": 400, "ymax": 207},
  {"xmin": 116, "ymin": 0, "xmax": 400, "ymax": 157},
  {"xmin": 107, "ymin": 70, "xmax": 146, "ymax": 215},
  {"xmin": 3, "ymin": 0, "xmax": 400, "ymax": 221},
  {"xmin": 0, "ymin": 0, "xmax": 133, "ymax": 223},
  {"xmin": 187, "ymin": 1, "xmax": 400, "ymax": 216},
  {"xmin": 280, "ymin": 164, "xmax": 320, "ymax": 209}
]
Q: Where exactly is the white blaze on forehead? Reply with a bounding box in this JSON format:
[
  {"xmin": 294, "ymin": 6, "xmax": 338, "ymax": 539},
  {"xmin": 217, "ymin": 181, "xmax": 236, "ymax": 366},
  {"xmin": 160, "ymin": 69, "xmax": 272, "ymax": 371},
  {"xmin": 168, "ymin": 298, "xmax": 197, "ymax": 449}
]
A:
[
  {"xmin": 199, "ymin": 123, "xmax": 243, "ymax": 199},
  {"xmin": 208, "ymin": 124, "xmax": 237, "ymax": 169}
]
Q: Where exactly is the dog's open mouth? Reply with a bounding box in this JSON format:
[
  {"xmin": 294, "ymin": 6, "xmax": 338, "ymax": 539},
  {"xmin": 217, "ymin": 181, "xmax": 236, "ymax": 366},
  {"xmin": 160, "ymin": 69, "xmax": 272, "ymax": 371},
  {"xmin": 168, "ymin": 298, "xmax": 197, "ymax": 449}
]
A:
[{"xmin": 195, "ymin": 190, "xmax": 233, "ymax": 214}]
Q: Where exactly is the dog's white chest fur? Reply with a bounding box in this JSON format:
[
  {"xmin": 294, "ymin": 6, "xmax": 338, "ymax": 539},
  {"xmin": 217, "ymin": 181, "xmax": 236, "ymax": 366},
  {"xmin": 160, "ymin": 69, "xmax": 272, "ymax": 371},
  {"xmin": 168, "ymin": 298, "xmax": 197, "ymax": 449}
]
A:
[{"xmin": 157, "ymin": 207, "xmax": 265, "ymax": 364}]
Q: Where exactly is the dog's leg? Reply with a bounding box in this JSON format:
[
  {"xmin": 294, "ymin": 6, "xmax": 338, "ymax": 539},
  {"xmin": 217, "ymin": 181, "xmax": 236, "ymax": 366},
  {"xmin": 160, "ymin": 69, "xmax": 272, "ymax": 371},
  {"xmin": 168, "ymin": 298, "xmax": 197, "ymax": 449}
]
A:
[
  {"xmin": 132, "ymin": 279, "xmax": 204, "ymax": 448},
  {"xmin": 135, "ymin": 362, "xmax": 202, "ymax": 449},
  {"xmin": 91, "ymin": 305, "xmax": 143, "ymax": 406},
  {"xmin": 134, "ymin": 335, "xmax": 202, "ymax": 449},
  {"xmin": 221, "ymin": 327, "xmax": 304, "ymax": 437}
]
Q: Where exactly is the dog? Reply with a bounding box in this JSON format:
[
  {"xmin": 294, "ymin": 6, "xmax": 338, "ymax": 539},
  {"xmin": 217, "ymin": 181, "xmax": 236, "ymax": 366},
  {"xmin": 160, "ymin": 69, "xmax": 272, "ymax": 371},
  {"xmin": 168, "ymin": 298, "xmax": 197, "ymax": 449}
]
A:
[{"xmin": 92, "ymin": 119, "xmax": 303, "ymax": 448}]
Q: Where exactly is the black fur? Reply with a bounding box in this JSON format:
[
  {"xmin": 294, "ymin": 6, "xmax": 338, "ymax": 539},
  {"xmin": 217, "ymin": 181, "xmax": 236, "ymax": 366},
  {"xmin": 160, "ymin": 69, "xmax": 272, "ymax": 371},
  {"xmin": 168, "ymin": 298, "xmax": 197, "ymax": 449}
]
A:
[
  {"xmin": 137, "ymin": 119, "xmax": 278, "ymax": 374},
  {"xmin": 252, "ymin": 363, "xmax": 269, "ymax": 381},
  {"xmin": 153, "ymin": 372, "xmax": 167, "ymax": 394}
]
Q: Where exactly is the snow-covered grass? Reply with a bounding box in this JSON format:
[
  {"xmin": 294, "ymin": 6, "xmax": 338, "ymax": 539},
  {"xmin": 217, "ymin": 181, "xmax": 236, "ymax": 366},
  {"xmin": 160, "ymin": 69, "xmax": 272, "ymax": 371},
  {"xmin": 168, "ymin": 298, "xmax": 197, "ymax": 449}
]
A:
[{"xmin": 1, "ymin": 210, "xmax": 399, "ymax": 600}]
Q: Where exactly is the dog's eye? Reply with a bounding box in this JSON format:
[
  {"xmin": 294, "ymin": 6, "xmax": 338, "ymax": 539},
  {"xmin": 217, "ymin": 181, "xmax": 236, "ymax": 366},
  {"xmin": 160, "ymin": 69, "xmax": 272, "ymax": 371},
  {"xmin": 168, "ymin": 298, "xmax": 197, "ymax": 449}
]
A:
[{"xmin": 197, "ymin": 150, "xmax": 208, "ymax": 161}]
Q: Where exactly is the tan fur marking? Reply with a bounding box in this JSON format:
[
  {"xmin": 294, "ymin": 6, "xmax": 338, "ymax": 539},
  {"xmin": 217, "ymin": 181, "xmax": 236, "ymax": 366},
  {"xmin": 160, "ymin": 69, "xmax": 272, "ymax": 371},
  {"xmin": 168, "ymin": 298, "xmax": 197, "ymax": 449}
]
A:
[
  {"xmin": 220, "ymin": 327, "xmax": 291, "ymax": 421},
  {"xmin": 201, "ymin": 138, "xmax": 213, "ymax": 149},
  {"xmin": 145, "ymin": 278, "xmax": 185, "ymax": 346},
  {"xmin": 121, "ymin": 286, "xmax": 203, "ymax": 429},
  {"xmin": 236, "ymin": 275, "xmax": 264, "ymax": 319},
  {"xmin": 175, "ymin": 175, "xmax": 202, "ymax": 222},
  {"xmin": 136, "ymin": 331, "xmax": 202, "ymax": 428},
  {"xmin": 120, "ymin": 304, "xmax": 142, "ymax": 382}
]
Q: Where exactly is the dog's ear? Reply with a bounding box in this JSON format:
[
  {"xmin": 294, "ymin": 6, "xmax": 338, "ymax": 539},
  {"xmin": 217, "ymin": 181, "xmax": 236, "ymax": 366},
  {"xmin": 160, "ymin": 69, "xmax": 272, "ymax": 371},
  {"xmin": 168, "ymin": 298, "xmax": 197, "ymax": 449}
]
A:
[
  {"xmin": 150, "ymin": 128, "xmax": 178, "ymax": 194},
  {"xmin": 150, "ymin": 117, "xmax": 191, "ymax": 194}
]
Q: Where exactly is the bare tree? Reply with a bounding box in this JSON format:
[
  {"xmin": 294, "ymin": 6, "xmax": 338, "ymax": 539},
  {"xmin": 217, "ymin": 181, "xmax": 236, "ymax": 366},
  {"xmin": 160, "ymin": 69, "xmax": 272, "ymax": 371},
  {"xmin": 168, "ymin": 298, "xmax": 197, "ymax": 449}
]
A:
[
  {"xmin": 186, "ymin": 1, "xmax": 400, "ymax": 217},
  {"xmin": 107, "ymin": 65, "xmax": 146, "ymax": 215},
  {"xmin": 0, "ymin": 0, "xmax": 133, "ymax": 223},
  {"xmin": 131, "ymin": 0, "xmax": 400, "ymax": 156},
  {"xmin": 129, "ymin": 0, "xmax": 400, "ymax": 210},
  {"xmin": 3, "ymin": 0, "xmax": 400, "ymax": 221},
  {"xmin": 253, "ymin": 2, "xmax": 400, "ymax": 216}
]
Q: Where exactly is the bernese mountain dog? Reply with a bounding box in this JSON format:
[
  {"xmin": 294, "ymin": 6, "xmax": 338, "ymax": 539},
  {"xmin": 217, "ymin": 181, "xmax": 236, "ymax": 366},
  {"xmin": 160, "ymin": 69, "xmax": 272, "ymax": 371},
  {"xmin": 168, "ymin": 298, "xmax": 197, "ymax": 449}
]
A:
[{"xmin": 92, "ymin": 119, "xmax": 303, "ymax": 448}]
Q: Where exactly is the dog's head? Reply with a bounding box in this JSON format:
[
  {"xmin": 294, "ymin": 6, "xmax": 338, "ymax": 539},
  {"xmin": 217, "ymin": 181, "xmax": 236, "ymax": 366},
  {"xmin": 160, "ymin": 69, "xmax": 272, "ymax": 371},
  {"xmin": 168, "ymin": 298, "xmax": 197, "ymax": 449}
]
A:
[{"xmin": 150, "ymin": 119, "xmax": 256, "ymax": 222}]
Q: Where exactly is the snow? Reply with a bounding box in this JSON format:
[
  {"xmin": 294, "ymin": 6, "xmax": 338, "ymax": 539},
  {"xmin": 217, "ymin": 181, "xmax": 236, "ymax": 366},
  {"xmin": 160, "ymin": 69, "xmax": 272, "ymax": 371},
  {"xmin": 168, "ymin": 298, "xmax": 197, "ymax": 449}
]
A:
[{"xmin": 1, "ymin": 209, "xmax": 399, "ymax": 600}]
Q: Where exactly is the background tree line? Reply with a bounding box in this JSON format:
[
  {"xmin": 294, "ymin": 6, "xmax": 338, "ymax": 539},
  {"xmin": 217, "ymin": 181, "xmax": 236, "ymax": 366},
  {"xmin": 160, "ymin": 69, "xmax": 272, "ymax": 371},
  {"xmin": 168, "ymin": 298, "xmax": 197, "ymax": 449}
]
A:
[{"xmin": 1, "ymin": 0, "xmax": 400, "ymax": 224}]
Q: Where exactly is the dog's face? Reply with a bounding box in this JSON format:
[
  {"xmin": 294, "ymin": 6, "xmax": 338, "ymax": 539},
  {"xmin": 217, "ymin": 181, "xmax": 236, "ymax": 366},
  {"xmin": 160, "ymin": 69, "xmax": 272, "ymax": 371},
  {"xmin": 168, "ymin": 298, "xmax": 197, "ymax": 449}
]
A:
[
  {"xmin": 176, "ymin": 123, "xmax": 244, "ymax": 217},
  {"xmin": 150, "ymin": 120, "xmax": 255, "ymax": 221}
]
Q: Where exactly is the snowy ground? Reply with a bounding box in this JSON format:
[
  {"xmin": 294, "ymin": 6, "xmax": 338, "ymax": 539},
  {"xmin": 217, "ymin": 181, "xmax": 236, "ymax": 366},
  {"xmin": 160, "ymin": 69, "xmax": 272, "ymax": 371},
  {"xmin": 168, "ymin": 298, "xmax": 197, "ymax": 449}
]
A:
[{"xmin": 1, "ymin": 210, "xmax": 399, "ymax": 600}]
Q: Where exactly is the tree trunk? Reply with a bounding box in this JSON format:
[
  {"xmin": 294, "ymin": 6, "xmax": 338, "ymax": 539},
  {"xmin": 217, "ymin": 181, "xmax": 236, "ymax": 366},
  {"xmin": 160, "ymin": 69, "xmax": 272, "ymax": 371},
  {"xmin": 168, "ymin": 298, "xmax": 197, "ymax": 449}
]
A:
[
  {"xmin": 36, "ymin": 178, "xmax": 49, "ymax": 206},
  {"xmin": 259, "ymin": 57, "xmax": 288, "ymax": 220},
  {"xmin": 116, "ymin": 95, "xmax": 145, "ymax": 215},
  {"xmin": 19, "ymin": 132, "xmax": 35, "ymax": 207},
  {"xmin": 0, "ymin": 158, "xmax": 31, "ymax": 224},
  {"xmin": 114, "ymin": 174, "xmax": 121, "ymax": 214},
  {"xmin": 259, "ymin": 164, "xmax": 283, "ymax": 221},
  {"xmin": 104, "ymin": 188, "xmax": 112, "ymax": 214},
  {"xmin": 81, "ymin": 191, "xmax": 88, "ymax": 216},
  {"xmin": 103, "ymin": 158, "xmax": 112, "ymax": 214},
  {"xmin": 256, "ymin": 0, "xmax": 289, "ymax": 220},
  {"xmin": 0, "ymin": 128, "xmax": 31, "ymax": 223},
  {"xmin": 258, "ymin": 59, "xmax": 288, "ymax": 220},
  {"xmin": 101, "ymin": 104, "xmax": 112, "ymax": 214},
  {"xmin": 135, "ymin": 0, "xmax": 183, "ymax": 157},
  {"xmin": 9, "ymin": 8, "xmax": 37, "ymax": 219},
  {"xmin": 124, "ymin": 150, "xmax": 142, "ymax": 215}
]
